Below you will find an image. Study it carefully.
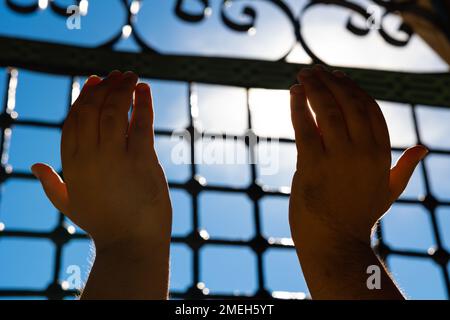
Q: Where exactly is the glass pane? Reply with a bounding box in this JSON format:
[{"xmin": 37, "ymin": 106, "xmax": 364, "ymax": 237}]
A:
[
  {"xmin": 197, "ymin": 84, "xmax": 248, "ymax": 135},
  {"xmin": 378, "ymin": 101, "xmax": 416, "ymax": 148},
  {"xmin": 257, "ymin": 142, "xmax": 295, "ymax": 189},
  {"xmin": 15, "ymin": 70, "xmax": 69, "ymax": 122},
  {"xmin": 155, "ymin": 135, "xmax": 191, "ymax": 183},
  {"xmin": 196, "ymin": 138, "xmax": 251, "ymax": 187},
  {"xmin": 171, "ymin": 189, "xmax": 192, "ymax": 237},
  {"xmin": 0, "ymin": 179, "xmax": 59, "ymax": 232},
  {"xmin": 199, "ymin": 192, "xmax": 253, "ymax": 240},
  {"xmin": 200, "ymin": 245, "xmax": 257, "ymax": 295},
  {"xmin": 391, "ymin": 151, "xmax": 426, "ymax": 200},
  {"xmin": 170, "ymin": 244, "xmax": 192, "ymax": 292},
  {"xmin": 59, "ymin": 239, "xmax": 92, "ymax": 289},
  {"xmin": 382, "ymin": 204, "xmax": 435, "ymax": 251},
  {"xmin": 0, "ymin": 238, "xmax": 54, "ymax": 290},
  {"xmin": 436, "ymin": 207, "xmax": 450, "ymax": 252},
  {"xmin": 417, "ymin": 106, "xmax": 450, "ymax": 150},
  {"xmin": 250, "ymin": 89, "xmax": 293, "ymax": 139},
  {"xmin": 9, "ymin": 126, "xmax": 61, "ymax": 172},
  {"xmin": 64, "ymin": 217, "xmax": 87, "ymax": 235},
  {"xmin": 388, "ymin": 256, "xmax": 447, "ymax": 300},
  {"xmin": 263, "ymin": 249, "xmax": 308, "ymax": 296},
  {"xmin": 261, "ymin": 197, "xmax": 290, "ymax": 239},
  {"xmin": 149, "ymin": 80, "xmax": 189, "ymax": 131},
  {"xmin": 426, "ymin": 154, "xmax": 450, "ymax": 201}
]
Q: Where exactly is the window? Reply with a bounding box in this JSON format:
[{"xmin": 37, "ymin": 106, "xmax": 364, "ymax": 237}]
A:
[{"xmin": 0, "ymin": 0, "xmax": 449, "ymax": 300}]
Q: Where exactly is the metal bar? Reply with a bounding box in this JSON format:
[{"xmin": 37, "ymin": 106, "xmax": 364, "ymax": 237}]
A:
[{"xmin": 1, "ymin": 36, "xmax": 449, "ymax": 107}]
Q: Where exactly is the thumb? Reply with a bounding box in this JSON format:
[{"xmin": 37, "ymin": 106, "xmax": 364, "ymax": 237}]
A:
[
  {"xmin": 31, "ymin": 163, "xmax": 73, "ymax": 220},
  {"xmin": 388, "ymin": 145, "xmax": 428, "ymax": 204}
]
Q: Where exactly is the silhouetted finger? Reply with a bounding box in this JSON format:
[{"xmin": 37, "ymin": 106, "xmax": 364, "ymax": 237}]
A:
[
  {"xmin": 314, "ymin": 67, "xmax": 375, "ymax": 145},
  {"xmin": 297, "ymin": 68, "xmax": 349, "ymax": 151},
  {"xmin": 99, "ymin": 71, "xmax": 138, "ymax": 153},
  {"xmin": 333, "ymin": 71, "xmax": 390, "ymax": 151},
  {"xmin": 75, "ymin": 71, "xmax": 122, "ymax": 156},
  {"xmin": 290, "ymin": 84, "xmax": 323, "ymax": 161},
  {"xmin": 128, "ymin": 83, "xmax": 156, "ymax": 159}
]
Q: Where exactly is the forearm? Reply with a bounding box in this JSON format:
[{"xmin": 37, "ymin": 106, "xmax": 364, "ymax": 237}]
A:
[
  {"xmin": 81, "ymin": 238, "xmax": 170, "ymax": 300},
  {"xmin": 292, "ymin": 215, "xmax": 404, "ymax": 300}
]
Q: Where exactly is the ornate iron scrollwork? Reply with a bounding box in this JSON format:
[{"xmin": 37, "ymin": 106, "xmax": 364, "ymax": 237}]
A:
[
  {"xmin": 4, "ymin": 0, "xmax": 450, "ymax": 63},
  {"xmin": 6, "ymin": 0, "xmax": 80, "ymax": 16},
  {"xmin": 174, "ymin": 0, "xmax": 449, "ymax": 63}
]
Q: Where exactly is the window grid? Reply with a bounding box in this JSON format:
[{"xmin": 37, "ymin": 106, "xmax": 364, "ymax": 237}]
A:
[{"xmin": 0, "ymin": 65, "xmax": 449, "ymax": 299}]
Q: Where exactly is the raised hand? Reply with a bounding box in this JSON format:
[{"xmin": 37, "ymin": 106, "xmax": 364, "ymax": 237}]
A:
[
  {"xmin": 289, "ymin": 66, "xmax": 427, "ymax": 299},
  {"xmin": 31, "ymin": 71, "xmax": 172, "ymax": 299}
]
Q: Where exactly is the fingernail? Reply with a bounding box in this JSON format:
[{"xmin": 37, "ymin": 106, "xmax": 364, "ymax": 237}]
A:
[
  {"xmin": 299, "ymin": 68, "xmax": 313, "ymax": 77},
  {"xmin": 136, "ymin": 82, "xmax": 150, "ymax": 93},
  {"xmin": 313, "ymin": 64, "xmax": 327, "ymax": 72},
  {"xmin": 333, "ymin": 70, "xmax": 347, "ymax": 78},
  {"xmin": 106, "ymin": 71, "xmax": 122, "ymax": 85},
  {"xmin": 123, "ymin": 71, "xmax": 137, "ymax": 81},
  {"xmin": 289, "ymin": 84, "xmax": 303, "ymax": 95},
  {"xmin": 419, "ymin": 145, "xmax": 429, "ymax": 155},
  {"xmin": 84, "ymin": 75, "xmax": 100, "ymax": 86},
  {"xmin": 108, "ymin": 70, "xmax": 122, "ymax": 77}
]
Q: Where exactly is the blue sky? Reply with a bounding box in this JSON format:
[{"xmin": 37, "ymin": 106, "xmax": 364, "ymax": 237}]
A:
[{"xmin": 0, "ymin": 0, "xmax": 449, "ymax": 300}]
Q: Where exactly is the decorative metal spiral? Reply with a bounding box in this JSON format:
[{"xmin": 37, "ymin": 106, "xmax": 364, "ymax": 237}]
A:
[{"xmin": 4, "ymin": 0, "xmax": 450, "ymax": 63}]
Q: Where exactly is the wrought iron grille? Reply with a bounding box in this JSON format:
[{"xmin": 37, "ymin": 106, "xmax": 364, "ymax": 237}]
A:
[{"xmin": 0, "ymin": 0, "xmax": 450, "ymax": 299}]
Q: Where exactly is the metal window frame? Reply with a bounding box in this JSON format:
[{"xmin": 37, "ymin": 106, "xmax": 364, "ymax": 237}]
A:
[{"xmin": 0, "ymin": 0, "xmax": 450, "ymax": 300}]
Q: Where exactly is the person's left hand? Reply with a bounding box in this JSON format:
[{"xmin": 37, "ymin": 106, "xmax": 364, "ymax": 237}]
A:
[{"xmin": 31, "ymin": 71, "xmax": 172, "ymax": 253}]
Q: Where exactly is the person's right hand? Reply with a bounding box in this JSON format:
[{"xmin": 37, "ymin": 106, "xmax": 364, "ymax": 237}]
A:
[
  {"xmin": 288, "ymin": 66, "xmax": 426, "ymax": 299},
  {"xmin": 289, "ymin": 66, "xmax": 427, "ymax": 246}
]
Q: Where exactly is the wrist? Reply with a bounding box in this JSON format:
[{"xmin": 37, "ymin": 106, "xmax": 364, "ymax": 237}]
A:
[
  {"xmin": 93, "ymin": 234, "xmax": 170, "ymax": 262},
  {"xmin": 84, "ymin": 234, "xmax": 171, "ymax": 300},
  {"xmin": 291, "ymin": 212, "xmax": 378, "ymax": 281},
  {"xmin": 290, "ymin": 210, "xmax": 373, "ymax": 255}
]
